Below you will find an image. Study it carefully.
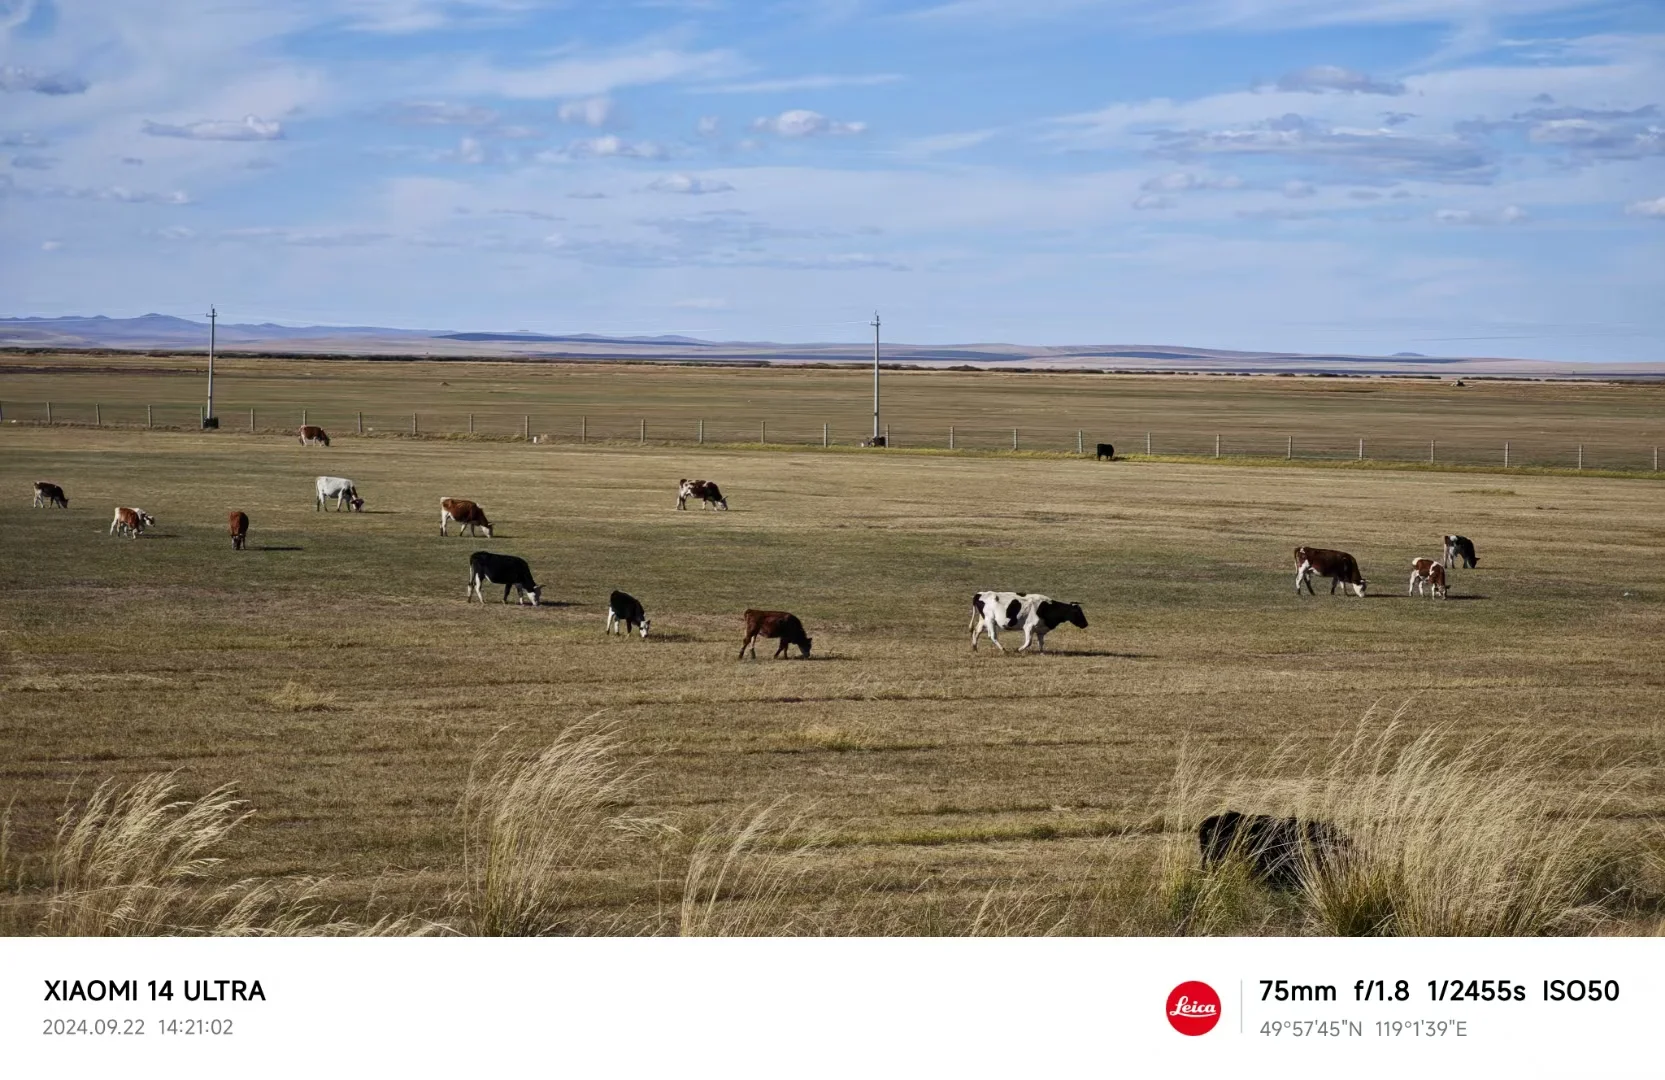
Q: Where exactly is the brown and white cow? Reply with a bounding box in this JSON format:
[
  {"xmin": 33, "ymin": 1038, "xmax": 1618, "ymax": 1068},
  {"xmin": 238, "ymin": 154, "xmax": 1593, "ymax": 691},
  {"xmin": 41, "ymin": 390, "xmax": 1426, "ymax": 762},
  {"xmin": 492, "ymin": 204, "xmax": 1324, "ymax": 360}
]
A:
[
  {"xmin": 33, "ymin": 481, "xmax": 68, "ymax": 509},
  {"xmin": 440, "ymin": 498, "xmax": 493, "ymax": 537},
  {"xmin": 677, "ymin": 479, "xmax": 728, "ymax": 510},
  {"xmin": 1408, "ymin": 557, "xmax": 1448, "ymax": 599},
  {"xmin": 739, "ymin": 609, "xmax": 812, "ymax": 659},
  {"xmin": 229, "ymin": 510, "xmax": 249, "ymax": 550},
  {"xmin": 299, "ymin": 425, "xmax": 331, "ymax": 447},
  {"xmin": 109, "ymin": 506, "xmax": 155, "ymax": 539},
  {"xmin": 1294, "ymin": 546, "xmax": 1367, "ymax": 597}
]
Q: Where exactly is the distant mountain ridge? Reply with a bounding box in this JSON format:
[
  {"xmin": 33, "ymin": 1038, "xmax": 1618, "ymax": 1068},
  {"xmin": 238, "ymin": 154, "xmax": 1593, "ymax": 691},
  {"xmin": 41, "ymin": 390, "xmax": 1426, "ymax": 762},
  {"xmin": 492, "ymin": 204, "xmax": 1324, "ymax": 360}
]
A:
[{"xmin": 2, "ymin": 314, "xmax": 1660, "ymax": 378}]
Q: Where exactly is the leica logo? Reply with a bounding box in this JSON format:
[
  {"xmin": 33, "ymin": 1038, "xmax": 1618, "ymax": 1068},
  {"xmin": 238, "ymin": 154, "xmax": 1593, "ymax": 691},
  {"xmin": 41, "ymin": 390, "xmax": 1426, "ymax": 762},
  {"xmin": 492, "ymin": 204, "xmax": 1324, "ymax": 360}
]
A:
[{"xmin": 1166, "ymin": 982, "xmax": 1222, "ymax": 1035}]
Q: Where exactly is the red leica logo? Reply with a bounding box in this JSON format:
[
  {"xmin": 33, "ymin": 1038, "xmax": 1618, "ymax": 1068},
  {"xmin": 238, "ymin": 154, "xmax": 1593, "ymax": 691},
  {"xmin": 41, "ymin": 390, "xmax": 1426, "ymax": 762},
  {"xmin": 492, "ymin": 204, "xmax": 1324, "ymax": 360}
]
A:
[{"xmin": 1166, "ymin": 981, "xmax": 1222, "ymax": 1035}]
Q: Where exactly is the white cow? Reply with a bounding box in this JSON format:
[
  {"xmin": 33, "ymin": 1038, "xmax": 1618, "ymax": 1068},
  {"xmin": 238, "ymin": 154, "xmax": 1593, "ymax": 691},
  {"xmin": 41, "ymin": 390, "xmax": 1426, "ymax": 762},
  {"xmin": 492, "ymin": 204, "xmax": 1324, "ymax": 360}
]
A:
[
  {"xmin": 315, "ymin": 476, "xmax": 362, "ymax": 512},
  {"xmin": 969, "ymin": 591, "xmax": 1089, "ymax": 653}
]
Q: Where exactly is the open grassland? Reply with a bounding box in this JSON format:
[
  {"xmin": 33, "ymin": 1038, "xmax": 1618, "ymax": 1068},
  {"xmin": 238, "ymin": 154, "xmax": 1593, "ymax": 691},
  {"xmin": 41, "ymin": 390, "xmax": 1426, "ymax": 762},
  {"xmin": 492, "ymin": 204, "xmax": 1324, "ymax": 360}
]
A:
[
  {"xmin": 2, "ymin": 418, "xmax": 1664, "ymax": 934},
  {"xmin": 3, "ymin": 352, "xmax": 1663, "ymax": 470}
]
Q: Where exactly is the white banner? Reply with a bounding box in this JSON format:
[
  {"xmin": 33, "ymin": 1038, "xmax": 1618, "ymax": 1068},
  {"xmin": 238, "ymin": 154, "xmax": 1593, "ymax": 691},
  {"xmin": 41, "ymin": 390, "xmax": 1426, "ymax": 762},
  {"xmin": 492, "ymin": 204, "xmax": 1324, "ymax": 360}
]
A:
[{"xmin": 3, "ymin": 937, "xmax": 1654, "ymax": 1077}]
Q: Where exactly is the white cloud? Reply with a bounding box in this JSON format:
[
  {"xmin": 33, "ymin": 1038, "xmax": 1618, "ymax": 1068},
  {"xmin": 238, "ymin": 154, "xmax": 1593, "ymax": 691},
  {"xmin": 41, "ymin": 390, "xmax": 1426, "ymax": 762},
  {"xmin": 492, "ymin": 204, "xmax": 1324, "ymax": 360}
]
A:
[
  {"xmin": 1140, "ymin": 171, "xmax": 1242, "ymax": 192},
  {"xmin": 646, "ymin": 173, "xmax": 735, "ymax": 194},
  {"xmin": 895, "ymin": 128, "xmax": 998, "ymax": 158},
  {"xmin": 0, "ymin": 65, "xmax": 88, "ymax": 95},
  {"xmin": 40, "ymin": 239, "xmax": 61, "ymax": 251},
  {"xmin": 558, "ymin": 96, "xmax": 615, "ymax": 127},
  {"xmin": 1625, "ymin": 195, "xmax": 1665, "ymax": 217},
  {"xmin": 450, "ymin": 46, "xmax": 739, "ymax": 99},
  {"xmin": 1434, "ymin": 204, "xmax": 1528, "ymax": 225},
  {"xmin": 1271, "ymin": 65, "xmax": 1405, "ymax": 95},
  {"xmin": 11, "ymin": 153, "xmax": 56, "ymax": 169},
  {"xmin": 694, "ymin": 73, "xmax": 903, "ymax": 94},
  {"xmin": 443, "ymin": 136, "xmax": 487, "ymax": 164},
  {"xmin": 388, "ymin": 101, "xmax": 499, "ymax": 126},
  {"xmin": 696, "ymin": 115, "xmax": 721, "ymax": 137},
  {"xmin": 563, "ymin": 134, "xmax": 667, "ymax": 159},
  {"xmin": 1132, "ymin": 193, "xmax": 1176, "ymax": 210},
  {"xmin": 29, "ymin": 184, "xmax": 192, "ymax": 204},
  {"xmin": 142, "ymin": 115, "xmax": 284, "ymax": 141},
  {"xmin": 1283, "ymin": 180, "xmax": 1316, "ymax": 198},
  {"xmin": 751, "ymin": 109, "xmax": 866, "ymax": 137}
]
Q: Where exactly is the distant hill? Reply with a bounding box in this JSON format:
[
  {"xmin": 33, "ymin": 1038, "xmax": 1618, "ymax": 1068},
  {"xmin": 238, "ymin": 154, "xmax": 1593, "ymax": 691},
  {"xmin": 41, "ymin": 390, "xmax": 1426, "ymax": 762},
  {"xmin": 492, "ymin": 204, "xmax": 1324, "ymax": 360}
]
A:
[{"xmin": 2, "ymin": 314, "xmax": 1660, "ymax": 378}]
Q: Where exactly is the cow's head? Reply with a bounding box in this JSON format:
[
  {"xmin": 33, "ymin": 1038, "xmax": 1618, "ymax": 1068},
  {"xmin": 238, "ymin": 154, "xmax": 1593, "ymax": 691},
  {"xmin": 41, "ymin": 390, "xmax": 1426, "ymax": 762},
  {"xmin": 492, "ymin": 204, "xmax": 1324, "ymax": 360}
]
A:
[
  {"xmin": 478, "ymin": 522, "xmax": 493, "ymax": 537},
  {"xmin": 1353, "ymin": 579, "xmax": 1368, "ymax": 597},
  {"xmin": 350, "ymin": 496, "xmax": 365, "ymax": 512},
  {"xmin": 523, "ymin": 584, "xmax": 543, "ymax": 607},
  {"xmin": 139, "ymin": 512, "xmax": 156, "ymax": 528},
  {"xmin": 638, "ymin": 617, "xmax": 651, "ymax": 639},
  {"xmin": 800, "ymin": 636, "xmax": 813, "ymax": 658},
  {"xmin": 1064, "ymin": 602, "xmax": 1088, "ymax": 629}
]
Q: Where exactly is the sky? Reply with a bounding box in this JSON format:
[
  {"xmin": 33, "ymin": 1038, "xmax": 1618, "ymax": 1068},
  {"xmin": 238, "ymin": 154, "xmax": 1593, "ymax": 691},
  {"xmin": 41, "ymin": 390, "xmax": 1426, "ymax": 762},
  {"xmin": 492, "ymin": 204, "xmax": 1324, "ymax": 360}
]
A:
[{"xmin": 1, "ymin": 0, "xmax": 1662, "ymax": 360}]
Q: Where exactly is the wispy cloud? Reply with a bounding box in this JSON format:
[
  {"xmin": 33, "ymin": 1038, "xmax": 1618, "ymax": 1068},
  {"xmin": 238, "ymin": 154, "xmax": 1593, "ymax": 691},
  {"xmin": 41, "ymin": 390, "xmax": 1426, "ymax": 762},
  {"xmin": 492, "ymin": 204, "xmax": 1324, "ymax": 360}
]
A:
[
  {"xmin": 751, "ymin": 109, "xmax": 866, "ymax": 136},
  {"xmin": 646, "ymin": 173, "xmax": 735, "ymax": 194},
  {"xmin": 1151, "ymin": 113, "xmax": 1497, "ymax": 184},
  {"xmin": 0, "ymin": 65, "xmax": 88, "ymax": 95},
  {"xmin": 1626, "ymin": 195, "xmax": 1665, "ymax": 218},
  {"xmin": 558, "ymin": 96, "xmax": 615, "ymax": 126},
  {"xmin": 142, "ymin": 115, "xmax": 285, "ymax": 141},
  {"xmin": 1139, "ymin": 170, "xmax": 1243, "ymax": 192},
  {"xmin": 386, "ymin": 101, "xmax": 500, "ymax": 126},
  {"xmin": 694, "ymin": 73, "xmax": 903, "ymax": 94},
  {"xmin": 1434, "ymin": 204, "xmax": 1528, "ymax": 225},
  {"xmin": 450, "ymin": 45, "xmax": 740, "ymax": 99},
  {"xmin": 561, "ymin": 134, "xmax": 668, "ymax": 159},
  {"xmin": 1270, "ymin": 65, "xmax": 1405, "ymax": 95}
]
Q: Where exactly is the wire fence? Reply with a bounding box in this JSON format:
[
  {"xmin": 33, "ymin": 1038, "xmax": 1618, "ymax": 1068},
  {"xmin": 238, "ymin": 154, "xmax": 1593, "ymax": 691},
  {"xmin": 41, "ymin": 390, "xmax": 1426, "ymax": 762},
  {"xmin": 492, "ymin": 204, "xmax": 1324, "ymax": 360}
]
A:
[{"xmin": 5, "ymin": 399, "xmax": 1661, "ymax": 473}]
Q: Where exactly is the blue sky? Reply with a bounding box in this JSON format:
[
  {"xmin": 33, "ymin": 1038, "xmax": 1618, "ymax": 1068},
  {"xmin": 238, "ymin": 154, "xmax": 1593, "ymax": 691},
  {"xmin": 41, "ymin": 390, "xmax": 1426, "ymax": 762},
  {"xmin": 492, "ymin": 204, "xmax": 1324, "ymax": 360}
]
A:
[{"xmin": 1, "ymin": 0, "xmax": 1661, "ymax": 359}]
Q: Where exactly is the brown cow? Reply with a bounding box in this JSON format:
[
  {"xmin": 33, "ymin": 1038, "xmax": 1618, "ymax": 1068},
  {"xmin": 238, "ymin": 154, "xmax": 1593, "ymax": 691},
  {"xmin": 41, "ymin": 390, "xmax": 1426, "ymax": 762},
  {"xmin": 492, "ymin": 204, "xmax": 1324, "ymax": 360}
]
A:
[
  {"xmin": 299, "ymin": 425, "xmax": 331, "ymax": 447},
  {"xmin": 33, "ymin": 481, "xmax": 68, "ymax": 509},
  {"xmin": 229, "ymin": 510, "xmax": 249, "ymax": 550},
  {"xmin": 1408, "ymin": 557, "xmax": 1447, "ymax": 599},
  {"xmin": 440, "ymin": 498, "xmax": 493, "ymax": 537},
  {"xmin": 1294, "ymin": 546, "xmax": 1367, "ymax": 597},
  {"xmin": 739, "ymin": 609, "xmax": 812, "ymax": 660},
  {"xmin": 109, "ymin": 506, "xmax": 155, "ymax": 539},
  {"xmin": 677, "ymin": 479, "xmax": 728, "ymax": 510}
]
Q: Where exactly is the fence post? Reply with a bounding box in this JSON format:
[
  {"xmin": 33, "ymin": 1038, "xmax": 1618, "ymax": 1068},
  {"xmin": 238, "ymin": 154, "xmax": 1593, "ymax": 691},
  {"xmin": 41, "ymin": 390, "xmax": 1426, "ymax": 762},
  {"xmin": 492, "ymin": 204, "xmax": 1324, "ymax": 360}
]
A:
[
  {"xmin": 761, "ymin": 420, "xmax": 766, "ymax": 444},
  {"xmin": 1077, "ymin": 430, "xmax": 1083, "ymax": 454},
  {"xmin": 1214, "ymin": 434, "xmax": 1220, "ymax": 458},
  {"xmin": 1146, "ymin": 431, "xmax": 1151, "ymax": 455},
  {"xmin": 95, "ymin": 403, "xmax": 101, "ymax": 427},
  {"xmin": 700, "ymin": 419, "xmax": 705, "ymax": 445},
  {"xmin": 250, "ymin": 407, "xmax": 255, "ymax": 432},
  {"xmin": 582, "ymin": 416, "xmax": 587, "ymax": 444},
  {"xmin": 1012, "ymin": 427, "xmax": 1018, "ymax": 451},
  {"xmin": 885, "ymin": 424, "xmax": 891, "ymax": 447},
  {"xmin": 822, "ymin": 423, "xmax": 827, "ymax": 448},
  {"xmin": 1430, "ymin": 439, "xmax": 1435, "ymax": 464},
  {"xmin": 357, "ymin": 411, "xmax": 363, "ymax": 436},
  {"xmin": 412, "ymin": 413, "xmax": 418, "ymax": 436},
  {"xmin": 1504, "ymin": 441, "xmax": 1510, "ymax": 468},
  {"xmin": 46, "ymin": 402, "xmax": 52, "ymax": 424},
  {"xmin": 1656, "ymin": 446, "xmax": 1659, "ymax": 471},
  {"xmin": 1358, "ymin": 438, "xmax": 1364, "ymax": 461},
  {"xmin": 148, "ymin": 405, "xmax": 153, "ymax": 429},
  {"xmin": 1577, "ymin": 444, "xmax": 1583, "ymax": 471},
  {"xmin": 468, "ymin": 413, "xmax": 474, "ymax": 435},
  {"xmin": 303, "ymin": 409, "xmax": 308, "ymax": 427},
  {"xmin": 1286, "ymin": 435, "xmax": 1292, "ymax": 460},
  {"xmin": 639, "ymin": 419, "xmax": 645, "ymax": 446}
]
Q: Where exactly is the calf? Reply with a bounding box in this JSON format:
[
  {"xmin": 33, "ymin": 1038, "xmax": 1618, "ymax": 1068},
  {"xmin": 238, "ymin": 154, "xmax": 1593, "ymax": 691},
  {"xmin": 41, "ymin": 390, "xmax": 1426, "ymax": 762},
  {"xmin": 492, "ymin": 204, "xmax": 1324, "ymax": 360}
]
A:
[
  {"xmin": 1408, "ymin": 557, "xmax": 1448, "ymax": 599},
  {"xmin": 1198, "ymin": 811, "xmax": 1349, "ymax": 891},
  {"xmin": 969, "ymin": 591, "xmax": 1089, "ymax": 653},
  {"xmin": 740, "ymin": 609, "xmax": 812, "ymax": 659},
  {"xmin": 298, "ymin": 425, "xmax": 331, "ymax": 447},
  {"xmin": 1095, "ymin": 443, "xmax": 1115, "ymax": 460},
  {"xmin": 315, "ymin": 476, "xmax": 362, "ymax": 512},
  {"xmin": 109, "ymin": 506, "xmax": 155, "ymax": 539},
  {"xmin": 677, "ymin": 479, "xmax": 728, "ymax": 510},
  {"xmin": 33, "ymin": 481, "xmax": 68, "ymax": 509},
  {"xmin": 1294, "ymin": 546, "xmax": 1366, "ymax": 598},
  {"xmin": 467, "ymin": 551, "xmax": 542, "ymax": 605},
  {"xmin": 229, "ymin": 510, "xmax": 249, "ymax": 551},
  {"xmin": 606, "ymin": 590, "xmax": 650, "ymax": 638},
  {"xmin": 440, "ymin": 498, "xmax": 493, "ymax": 537},
  {"xmin": 1443, "ymin": 534, "xmax": 1478, "ymax": 570}
]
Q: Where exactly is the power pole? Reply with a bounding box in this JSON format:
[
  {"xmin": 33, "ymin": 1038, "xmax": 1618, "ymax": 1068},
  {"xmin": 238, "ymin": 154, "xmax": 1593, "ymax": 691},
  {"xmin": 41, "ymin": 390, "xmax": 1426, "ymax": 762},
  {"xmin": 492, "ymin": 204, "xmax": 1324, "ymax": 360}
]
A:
[
  {"xmin": 871, "ymin": 311, "xmax": 881, "ymax": 442},
  {"xmin": 204, "ymin": 305, "xmax": 218, "ymax": 427}
]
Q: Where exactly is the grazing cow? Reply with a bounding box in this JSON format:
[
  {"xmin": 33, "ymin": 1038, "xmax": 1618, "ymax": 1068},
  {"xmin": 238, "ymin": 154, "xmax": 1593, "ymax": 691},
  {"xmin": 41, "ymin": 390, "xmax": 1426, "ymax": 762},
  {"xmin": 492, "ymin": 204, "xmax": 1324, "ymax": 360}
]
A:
[
  {"xmin": 1408, "ymin": 557, "xmax": 1448, "ymax": 599},
  {"xmin": 677, "ymin": 479, "xmax": 728, "ymax": 510},
  {"xmin": 314, "ymin": 476, "xmax": 362, "ymax": 512},
  {"xmin": 1095, "ymin": 443, "xmax": 1115, "ymax": 461},
  {"xmin": 861, "ymin": 435, "xmax": 887, "ymax": 448},
  {"xmin": 298, "ymin": 425, "xmax": 331, "ymax": 447},
  {"xmin": 1293, "ymin": 546, "xmax": 1367, "ymax": 598},
  {"xmin": 109, "ymin": 506, "xmax": 155, "ymax": 539},
  {"xmin": 969, "ymin": 591, "xmax": 1089, "ymax": 653},
  {"xmin": 1198, "ymin": 811, "xmax": 1350, "ymax": 890},
  {"xmin": 32, "ymin": 481, "xmax": 68, "ymax": 509},
  {"xmin": 740, "ymin": 609, "xmax": 812, "ymax": 660},
  {"xmin": 467, "ymin": 551, "xmax": 542, "ymax": 606},
  {"xmin": 1443, "ymin": 534, "xmax": 1478, "ymax": 570},
  {"xmin": 440, "ymin": 498, "xmax": 493, "ymax": 537},
  {"xmin": 606, "ymin": 590, "xmax": 650, "ymax": 638},
  {"xmin": 229, "ymin": 510, "xmax": 249, "ymax": 551}
]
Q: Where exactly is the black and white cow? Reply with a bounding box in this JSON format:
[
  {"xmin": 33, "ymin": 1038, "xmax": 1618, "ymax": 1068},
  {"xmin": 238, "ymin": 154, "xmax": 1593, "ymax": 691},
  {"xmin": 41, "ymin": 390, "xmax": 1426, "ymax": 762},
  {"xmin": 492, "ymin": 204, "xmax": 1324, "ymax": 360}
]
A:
[
  {"xmin": 606, "ymin": 590, "xmax": 650, "ymax": 638},
  {"xmin": 968, "ymin": 591, "xmax": 1088, "ymax": 653},
  {"xmin": 676, "ymin": 479, "xmax": 728, "ymax": 510},
  {"xmin": 467, "ymin": 551, "xmax": 542, "ymax": 605},
  {"xmin": 1443, "ymin": 535, "xmax": 1478, "ymax": 570}
]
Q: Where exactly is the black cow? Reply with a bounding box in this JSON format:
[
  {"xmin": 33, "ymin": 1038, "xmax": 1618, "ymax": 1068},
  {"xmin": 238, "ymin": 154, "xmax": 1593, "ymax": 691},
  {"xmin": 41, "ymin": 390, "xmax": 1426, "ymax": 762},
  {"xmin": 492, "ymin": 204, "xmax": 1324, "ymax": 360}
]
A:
[
  {"xmin": 1197, "ymin": 811, "xmax": 1349, "ymax": 890},
  {"xmin": 1095, "ymin": 443, "xmax": 1115, "ymax": 460},
  {"xmin": 740, "ymin": 609, "xmax": 812, "ymax": 660},
  {"xmin": 1443, "ymin": 535, "xmax": 1478, "ymax": 570},
  {"xmin": 467, "ymin": 551, "xmax": 543, "ymax": 606},
  {"xmin": 607, "ymin": 590, "xmax": 650, "ymax": 638}
]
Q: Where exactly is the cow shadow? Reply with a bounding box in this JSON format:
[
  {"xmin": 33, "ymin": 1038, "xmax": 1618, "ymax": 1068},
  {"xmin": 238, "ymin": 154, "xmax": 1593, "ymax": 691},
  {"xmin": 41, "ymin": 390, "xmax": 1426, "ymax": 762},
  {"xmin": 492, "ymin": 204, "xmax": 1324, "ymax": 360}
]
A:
[
  {"xmin": 254, "ymin": 545, "xmax": 305, "ymax": 552},
  {"xmin": 1054, "ymin": 649, "xmax": 1148, "ymax": 659},
  {"xmin": 1445, "ymin": 595, "xmax": 1487, "ymax": 602}
]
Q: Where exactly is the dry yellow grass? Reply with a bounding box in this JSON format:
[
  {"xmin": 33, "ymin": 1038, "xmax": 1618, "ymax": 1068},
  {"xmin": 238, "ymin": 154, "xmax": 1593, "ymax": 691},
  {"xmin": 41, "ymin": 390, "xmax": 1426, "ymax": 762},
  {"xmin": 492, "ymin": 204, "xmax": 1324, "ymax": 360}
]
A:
[{"xmin": 1, "ymin": 373, "xmax": 1662, "ymax": 933}]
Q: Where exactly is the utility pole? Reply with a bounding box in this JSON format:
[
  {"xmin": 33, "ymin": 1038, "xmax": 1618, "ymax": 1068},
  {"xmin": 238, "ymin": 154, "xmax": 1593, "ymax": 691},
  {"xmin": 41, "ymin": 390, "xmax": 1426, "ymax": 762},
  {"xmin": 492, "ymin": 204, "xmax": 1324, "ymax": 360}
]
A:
[
  {"xmin": 204, "ymin": 305, "xmax": 218, "ymax": 428},
  {"xmin": 871, "ymin": 311, "xmax": 881, "ymax": 443}
]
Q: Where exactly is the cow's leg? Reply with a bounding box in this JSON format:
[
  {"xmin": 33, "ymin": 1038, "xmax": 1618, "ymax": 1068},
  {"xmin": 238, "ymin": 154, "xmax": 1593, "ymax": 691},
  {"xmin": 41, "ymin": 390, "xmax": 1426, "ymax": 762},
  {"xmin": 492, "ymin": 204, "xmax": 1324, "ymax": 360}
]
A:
[
  {"xmin": 1330, "ymin": 576, "xmax": 1339, "ymax": 595},
  {"xmin": 1034, "ymin": 629, "xmax": 1047, "ymax": 654},
  {"xmin": 739, "ymin": 634, "xmax": 754, "ymax": 660},
  {"xmin": 606, "ymin": 610, "xmax": 617, "ymax": 634},
  {"xmin": 1409, "ymin": 571, "xmax": 1419, "ymax": 595},
  {"xmin": 775, "ymin": 639, "xmax": 788, "ymax": 659},
  {"xmin": 988, "ymin": 623, "xmax": 1007, "ymax": 654},
  {"xmin": 440, "ymin": 512, "xmax": 448, "ymax": 536},
  {"xmin": 1295, "ymin": 562, "xmax": 1313, "ymax": 595}
]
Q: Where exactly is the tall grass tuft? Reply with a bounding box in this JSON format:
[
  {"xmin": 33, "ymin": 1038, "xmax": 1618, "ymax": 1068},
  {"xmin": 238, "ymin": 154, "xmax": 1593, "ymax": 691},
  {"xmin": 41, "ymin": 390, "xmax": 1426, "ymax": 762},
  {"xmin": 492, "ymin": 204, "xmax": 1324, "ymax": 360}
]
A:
[
  {"xmin": 455, "ymin": 719, "xmax": 651, "ymax": 935},
  {"xmin": 1164, "ymin": 709, "xmax": 1632, "ymax": 936},
  {"xmin": 679, "ymin": 800, "xmax": 823, "ymax": 936}
]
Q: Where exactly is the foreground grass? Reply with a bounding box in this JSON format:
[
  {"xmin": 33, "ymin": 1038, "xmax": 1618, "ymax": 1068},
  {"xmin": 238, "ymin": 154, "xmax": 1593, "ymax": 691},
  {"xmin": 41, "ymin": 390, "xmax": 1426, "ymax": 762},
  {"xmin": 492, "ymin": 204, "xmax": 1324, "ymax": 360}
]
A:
[{"xmin": 2, "ymin": 423, "xmax": 1663, "ymax": 933}]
